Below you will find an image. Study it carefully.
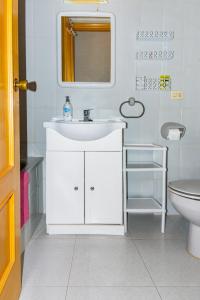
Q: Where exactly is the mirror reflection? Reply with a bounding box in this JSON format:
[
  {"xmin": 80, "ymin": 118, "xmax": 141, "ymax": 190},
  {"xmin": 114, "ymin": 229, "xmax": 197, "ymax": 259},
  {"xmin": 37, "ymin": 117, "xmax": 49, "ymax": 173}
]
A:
[{"xmin": 61, "ymin": 16, "xmax": 111, "ymax": 83}]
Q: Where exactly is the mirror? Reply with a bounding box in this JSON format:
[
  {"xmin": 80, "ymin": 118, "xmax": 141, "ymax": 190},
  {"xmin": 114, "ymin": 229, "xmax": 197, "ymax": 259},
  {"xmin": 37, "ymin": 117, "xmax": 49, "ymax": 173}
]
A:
[{"xmin": 57, "ymin": 12, "xmax": 115, "ymax": 88}]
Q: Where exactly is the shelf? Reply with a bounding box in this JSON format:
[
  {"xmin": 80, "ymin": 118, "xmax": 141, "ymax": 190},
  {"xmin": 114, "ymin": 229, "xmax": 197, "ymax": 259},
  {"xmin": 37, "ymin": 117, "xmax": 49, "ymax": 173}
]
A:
[
  {"xmin": 123, "ymin": 143, "xmax": 167, "ymax": 233},
  {"xmin": 124, "ymin": 144, "xmax": 167, "ymax": 151},
  {"xmin": 126, "ymin": 161, "xmax": 165, "ymax": 172},
  {"xmin": 126, "ymin": 198, "xmax": 162, "ymax": 214}
]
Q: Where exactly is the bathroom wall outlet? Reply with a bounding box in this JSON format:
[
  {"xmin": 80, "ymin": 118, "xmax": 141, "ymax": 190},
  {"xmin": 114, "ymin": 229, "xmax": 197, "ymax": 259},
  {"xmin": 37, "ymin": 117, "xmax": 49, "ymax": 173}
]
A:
[{"xmin": 171, "ymin": 91, "xmax": 184, "ymax": 100}]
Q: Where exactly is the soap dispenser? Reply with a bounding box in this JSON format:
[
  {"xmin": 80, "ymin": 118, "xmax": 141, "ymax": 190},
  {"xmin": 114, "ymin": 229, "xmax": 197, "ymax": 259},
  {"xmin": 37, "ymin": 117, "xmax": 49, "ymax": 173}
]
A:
[{"xmin": 63, "ymin": 96, "xmax": 73, "ymax": 121}]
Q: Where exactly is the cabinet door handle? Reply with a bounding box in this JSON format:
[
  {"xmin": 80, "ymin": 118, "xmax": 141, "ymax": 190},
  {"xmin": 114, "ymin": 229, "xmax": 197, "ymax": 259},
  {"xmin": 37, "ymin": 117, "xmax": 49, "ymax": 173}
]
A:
[
  {"xmin": 90, "ymin": 187, "xmax": 95, "ymax": 191},
  {"xmin": 74, "ymin": 186, "xmax": 79, "ymax": 191}
]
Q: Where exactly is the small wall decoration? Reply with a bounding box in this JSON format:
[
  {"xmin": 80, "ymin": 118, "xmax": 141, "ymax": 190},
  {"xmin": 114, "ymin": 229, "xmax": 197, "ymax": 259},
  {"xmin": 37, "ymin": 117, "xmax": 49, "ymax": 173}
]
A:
[
  {"xmin": 160, "ymin": 75, "xmax": 171, "ymax": 90},
  {"xmin": 64, "ymin": 0, "xmax": 108, "ymax": 3},
  {"xmin": 136, "ymin": 31, "xmax": 174, "ymax": 41},
  {"xmin": 136, "ymin": 50, "xmax": 174, "ymax": 61},
  {"xmin": 136, "ymin": 75, "xmax": 171, "ymax": 91}
]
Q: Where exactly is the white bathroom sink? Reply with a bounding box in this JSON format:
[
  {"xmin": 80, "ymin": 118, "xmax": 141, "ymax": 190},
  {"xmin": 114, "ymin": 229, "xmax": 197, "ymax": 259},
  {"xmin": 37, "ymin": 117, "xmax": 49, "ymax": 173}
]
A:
[{"xmin": 44, "ymin": 119, "xmax": 126, "ymax": 141}]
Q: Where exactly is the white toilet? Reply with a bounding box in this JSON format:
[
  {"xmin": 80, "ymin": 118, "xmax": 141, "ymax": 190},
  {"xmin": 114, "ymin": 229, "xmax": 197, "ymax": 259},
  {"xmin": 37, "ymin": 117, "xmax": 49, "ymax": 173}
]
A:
[{"xmin": 168, "ymin": 180, "xmax": 200, "ymax": 258}]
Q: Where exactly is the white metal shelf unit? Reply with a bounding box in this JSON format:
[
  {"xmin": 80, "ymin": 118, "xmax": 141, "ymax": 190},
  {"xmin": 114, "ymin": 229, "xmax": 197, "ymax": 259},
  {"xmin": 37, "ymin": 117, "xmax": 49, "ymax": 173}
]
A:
[{"xmin": 123, "ymin": 144, "xmax": 168, "ymax": 234}]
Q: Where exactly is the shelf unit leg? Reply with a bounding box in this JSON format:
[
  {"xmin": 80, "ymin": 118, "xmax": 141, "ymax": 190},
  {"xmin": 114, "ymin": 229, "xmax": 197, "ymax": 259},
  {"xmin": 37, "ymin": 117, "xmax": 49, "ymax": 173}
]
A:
[
  {"xmin": 124, "ymin": 212, "xmax": 127, "ymax": 233},
  {"xmin": 161, "ymin": 149, "xmax": 167, "ymax": 233},
  {"xmin": 123, "ymin": 148, "xmax": 127, "ymax": 234},
  {"xmin": 161, "ymin": 209, "xmax": 166, "ymax": 234}
]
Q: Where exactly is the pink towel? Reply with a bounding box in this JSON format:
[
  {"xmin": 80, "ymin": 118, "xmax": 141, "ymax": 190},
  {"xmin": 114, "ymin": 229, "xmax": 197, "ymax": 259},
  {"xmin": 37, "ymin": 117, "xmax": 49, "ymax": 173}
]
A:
[{"xmin": 20, "ymin": 171, "xmax": 29, "ymax": 228}]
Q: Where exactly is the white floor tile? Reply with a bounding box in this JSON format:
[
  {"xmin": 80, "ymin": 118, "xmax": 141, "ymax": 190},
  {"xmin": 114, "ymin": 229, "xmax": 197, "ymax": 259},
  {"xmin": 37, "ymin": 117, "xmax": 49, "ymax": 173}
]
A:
[
  {"xmin": 39, "ymin": 233, "xmax": 77, "ymax": 240},
  {"xmin": 127, "ymin": 215, "xmax": 188, "ymax": 240},
  {"xmin": 158, "ymin": 287, "xmax": 200, "ymax": 300},
  {"xmin": 22, "ymin": 238, "xmax": 75, "ymax": 286},
  {"xmin": 20, "ymin": 215, "xmax": 200, "ymax": 299},
  {"xmin": 32, "ymin": 216, "xmax": 76, "ymax": 240},
  {"xmin": 75, "ymin": 234, "xmax": 126, "ymax": 240},
  {"xmin": 135, "ymin": 239, "xmax": 200, "ymax": 286},
  {"xmin": 31, "ymin": 215, "xmax": 46, "ymax": 239},
  {"xmin": 66, "ymin": 287, "xmax": 161, "ymax": 300},
  {"xmin": 69, "ymin": 238, "xmax": 153, "ymax": 287},
  {"xmin": 19, "ymin": 286, "xmax": 67, "ymax": 300}
]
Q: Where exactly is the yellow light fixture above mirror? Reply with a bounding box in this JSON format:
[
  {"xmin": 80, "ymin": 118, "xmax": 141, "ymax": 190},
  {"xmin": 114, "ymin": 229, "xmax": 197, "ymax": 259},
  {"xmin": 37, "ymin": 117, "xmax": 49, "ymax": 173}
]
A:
[{"xmin": 64, "ymin": 0, "xmax": 108, "ymax": 3}]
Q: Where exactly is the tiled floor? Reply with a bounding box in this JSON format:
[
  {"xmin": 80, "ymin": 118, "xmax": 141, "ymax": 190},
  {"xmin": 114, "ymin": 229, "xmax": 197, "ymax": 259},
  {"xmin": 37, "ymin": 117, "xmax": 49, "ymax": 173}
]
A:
[{"xmin": 19, "ymin": 215, "xmax": 200, "ymax": 300}]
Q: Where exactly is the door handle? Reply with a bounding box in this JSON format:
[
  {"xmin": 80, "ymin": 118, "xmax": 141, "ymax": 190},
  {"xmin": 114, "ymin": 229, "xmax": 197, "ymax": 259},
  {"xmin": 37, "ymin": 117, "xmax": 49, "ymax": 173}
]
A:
[
  {"xmin": 74, "ymin": 186, "xmax": 79, "ymax": 191},
  {"xmin": 14, "ymin": 79, "xmax": 37, "ymax": 92},
  {"xmin": 90, "ymin": 187, "xmax": 95, "ymax": 191}
]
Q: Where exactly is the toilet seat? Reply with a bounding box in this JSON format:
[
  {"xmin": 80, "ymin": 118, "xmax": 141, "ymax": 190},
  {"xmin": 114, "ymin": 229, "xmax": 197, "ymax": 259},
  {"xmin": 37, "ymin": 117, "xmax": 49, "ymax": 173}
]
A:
[{"xmin": 168, "ymin": 180, "xmax": 200, "ymax": 201}]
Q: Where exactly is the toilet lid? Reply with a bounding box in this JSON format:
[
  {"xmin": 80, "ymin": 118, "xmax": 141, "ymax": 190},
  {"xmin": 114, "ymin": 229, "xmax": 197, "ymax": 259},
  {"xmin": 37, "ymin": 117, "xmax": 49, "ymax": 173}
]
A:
[{"xmin": 169, "ymin": 180, "xmax": 200, "ymax": 197}]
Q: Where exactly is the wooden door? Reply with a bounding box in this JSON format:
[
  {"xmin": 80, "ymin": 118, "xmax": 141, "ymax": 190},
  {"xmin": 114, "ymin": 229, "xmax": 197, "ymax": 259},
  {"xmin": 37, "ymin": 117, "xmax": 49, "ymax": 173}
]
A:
[
  {"xmin": 0, "ymin": 0, "xmax": 21, "ymax": 299},
  {"xmin": 85, "ymin": 152, "xmax": 123, "ymax": 225},
  {"xmin": 46, "ymin": 152, "xmax": 84, "ymax": 225}
]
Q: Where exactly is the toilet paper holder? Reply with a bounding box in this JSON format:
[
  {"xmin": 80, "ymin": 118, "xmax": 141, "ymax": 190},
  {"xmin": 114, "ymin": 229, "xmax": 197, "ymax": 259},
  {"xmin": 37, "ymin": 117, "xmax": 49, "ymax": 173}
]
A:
[{"xmin": 161, "ymin": 122, "xmax": 186, "ymax": 140}]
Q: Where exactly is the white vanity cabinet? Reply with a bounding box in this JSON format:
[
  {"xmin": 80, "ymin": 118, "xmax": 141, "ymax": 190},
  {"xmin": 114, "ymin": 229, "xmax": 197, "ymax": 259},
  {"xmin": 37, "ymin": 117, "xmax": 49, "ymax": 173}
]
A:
[
  {"xmin": 46, "ymin": 152, "xmax": 84, "ymax": 224},
  {"xmin": 44, "ymin": 120, "xmax": 126, "ymax": 235},
  {"xmin": 85, "ymin": 152, "xmax": 122, "ymax": 224},
  {"xmin": 46, "ymin": 151, "xmax": 122, "ymax": 226}
]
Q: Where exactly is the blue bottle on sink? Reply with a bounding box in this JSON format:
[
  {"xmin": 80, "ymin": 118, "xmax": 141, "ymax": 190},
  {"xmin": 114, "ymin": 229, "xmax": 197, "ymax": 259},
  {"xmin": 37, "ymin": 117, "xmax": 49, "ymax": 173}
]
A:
[{"xmin": 63, "ymin": 96, "xmax": 73, "ymax": 122}]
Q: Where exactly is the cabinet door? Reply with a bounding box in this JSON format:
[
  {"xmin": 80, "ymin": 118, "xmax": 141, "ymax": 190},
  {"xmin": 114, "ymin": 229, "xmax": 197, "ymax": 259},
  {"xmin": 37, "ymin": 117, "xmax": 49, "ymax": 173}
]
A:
[
  {"xmin": 46, "ymin": 152, "xmax": 84, "ymax": 224},
  {"xmin": 85, "ymin": 152, "xmax": 123, "ymax": 224}
]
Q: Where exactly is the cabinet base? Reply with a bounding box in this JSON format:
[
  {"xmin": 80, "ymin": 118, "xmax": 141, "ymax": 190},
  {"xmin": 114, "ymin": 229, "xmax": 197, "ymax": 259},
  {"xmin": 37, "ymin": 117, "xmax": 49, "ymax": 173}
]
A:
[{"xmin": 47, "ymin": 224, "xmax": 125, "ymax": 235}]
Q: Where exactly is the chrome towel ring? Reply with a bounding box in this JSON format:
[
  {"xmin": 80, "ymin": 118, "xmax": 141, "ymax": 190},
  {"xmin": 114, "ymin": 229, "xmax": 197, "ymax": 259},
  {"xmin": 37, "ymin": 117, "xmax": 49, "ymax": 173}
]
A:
[{"xmin": 119, "ymin": 97, "xmax": 145, "ymax": 119}]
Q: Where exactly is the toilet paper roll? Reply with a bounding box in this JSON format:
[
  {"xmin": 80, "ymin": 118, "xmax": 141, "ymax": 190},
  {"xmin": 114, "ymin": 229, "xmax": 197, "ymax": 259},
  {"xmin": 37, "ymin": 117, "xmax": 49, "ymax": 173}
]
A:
[{"xmin": 167, "ymin": 129, "xmax": 181, "ymax": 141}]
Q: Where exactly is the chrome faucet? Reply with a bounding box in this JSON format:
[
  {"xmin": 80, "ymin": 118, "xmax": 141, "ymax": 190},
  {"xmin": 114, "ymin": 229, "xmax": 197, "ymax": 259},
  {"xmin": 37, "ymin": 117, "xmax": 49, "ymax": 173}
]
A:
[{"xmin": 83, "ymin": 109, "xmax": 93, "ymax": 122}]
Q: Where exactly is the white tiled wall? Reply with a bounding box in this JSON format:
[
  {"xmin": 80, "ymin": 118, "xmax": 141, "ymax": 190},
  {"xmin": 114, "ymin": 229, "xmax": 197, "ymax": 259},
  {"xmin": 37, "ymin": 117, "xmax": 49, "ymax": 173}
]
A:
[{"xmin": 26, "ymin": 0, "xmax": 200, "ymax": 214}]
